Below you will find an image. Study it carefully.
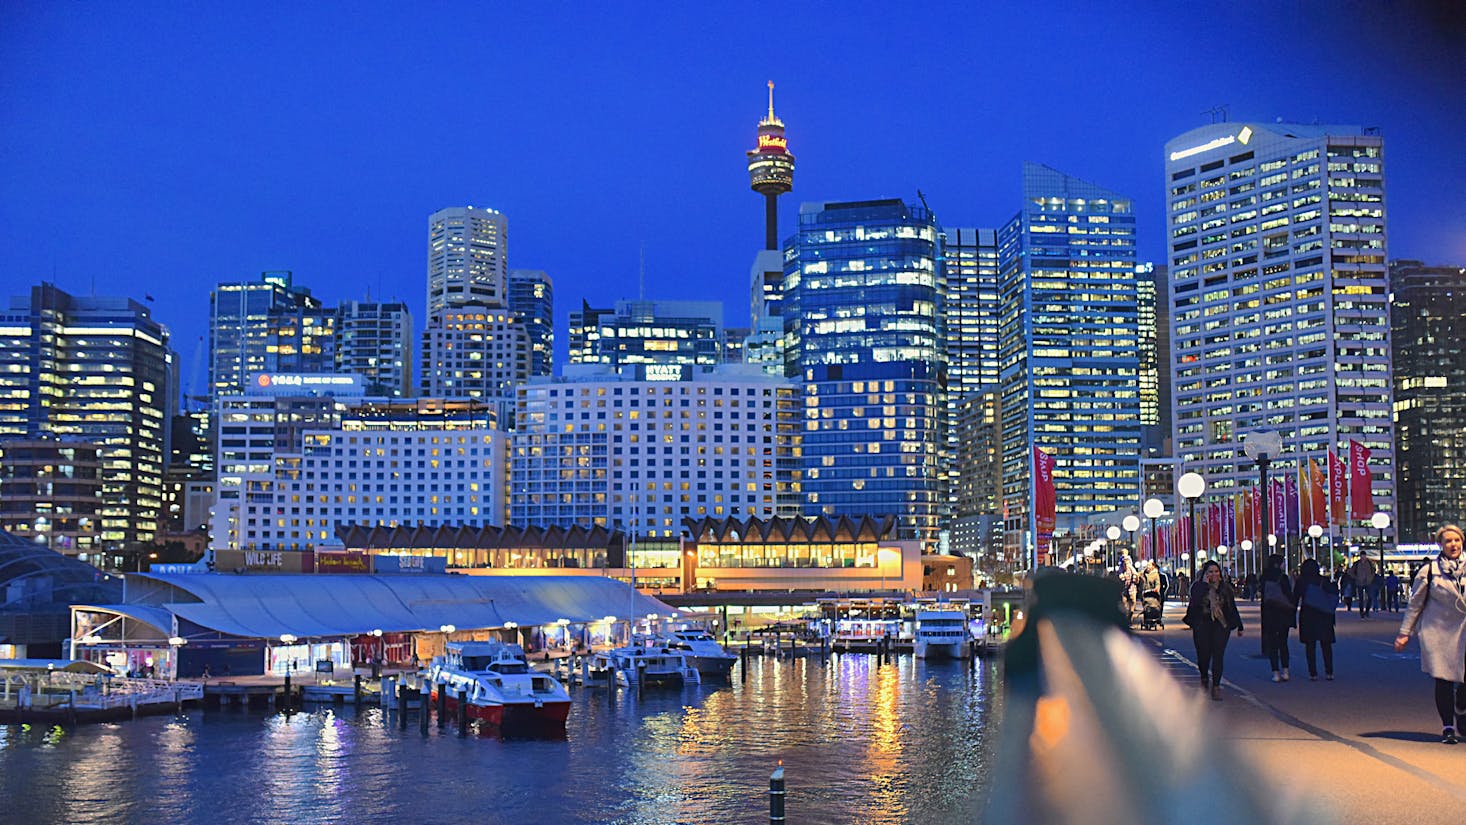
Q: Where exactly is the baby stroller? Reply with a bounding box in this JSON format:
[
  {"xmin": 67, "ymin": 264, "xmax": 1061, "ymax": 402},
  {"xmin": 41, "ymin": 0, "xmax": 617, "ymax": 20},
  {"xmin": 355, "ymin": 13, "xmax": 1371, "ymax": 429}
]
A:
[{"xmin": 1139, "ymin": 590, "xmax": 1164, "ymax": 630}]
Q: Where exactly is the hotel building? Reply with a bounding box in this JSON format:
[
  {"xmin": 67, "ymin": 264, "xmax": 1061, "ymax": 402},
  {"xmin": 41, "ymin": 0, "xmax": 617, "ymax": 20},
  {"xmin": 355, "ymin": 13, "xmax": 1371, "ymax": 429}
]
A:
[
  {"xmin": 510, "ymin": 364, "xmax": 801, "ymax": 537},
  {"xmin": 427, "ymin": 206, "xmax": 508, "ymax": 319}
]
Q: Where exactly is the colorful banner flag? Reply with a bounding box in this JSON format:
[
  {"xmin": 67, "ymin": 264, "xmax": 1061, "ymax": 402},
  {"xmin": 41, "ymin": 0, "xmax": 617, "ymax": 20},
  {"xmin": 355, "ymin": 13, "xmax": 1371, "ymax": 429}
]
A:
[
  {"xmin": 1284, "ymin": 470, "xmax": 1300, "ymax": 539},
  {"xmin": 1298, "ymin": 464, "xmax": 1313, "ymax": 529},
  {"xmin": 1226, "ymin": 496, "xmax": 1237, "ymax": 547},
  {"xmin": 1308, "ymin": 458, "xmax": 1329, "ymax": 528},
  {"xmin": 1328, "ymin": 450, "xmax": 1348, "ymax": 523},
  {"xmin": 1033, "ymin": 446, "xmax": 1057, "ymax": 564},
  {"xmin": 1349, "ymin": 440, "xmax": 1374, "ymax": 520},
  {"xmin": 1270, "ymin": 478, "xmax": 1286, "ymax": 539},
  {"xmin": 1252, "ymin": 486, "xmax": 1263, "ymax": 543}
]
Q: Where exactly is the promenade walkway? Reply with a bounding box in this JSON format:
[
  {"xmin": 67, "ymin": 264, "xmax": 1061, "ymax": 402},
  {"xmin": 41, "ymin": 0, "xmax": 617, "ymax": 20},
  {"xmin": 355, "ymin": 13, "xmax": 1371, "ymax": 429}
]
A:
[{"xmin": 1142, "ymin": 600, "xmax": 1466, "ymax": 824}]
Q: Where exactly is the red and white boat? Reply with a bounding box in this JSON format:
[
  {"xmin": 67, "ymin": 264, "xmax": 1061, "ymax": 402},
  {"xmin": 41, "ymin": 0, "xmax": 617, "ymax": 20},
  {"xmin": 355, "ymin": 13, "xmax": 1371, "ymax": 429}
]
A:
[{"xmin": 427, "ymin": 641, "xmax": 571, "ymax": 732}]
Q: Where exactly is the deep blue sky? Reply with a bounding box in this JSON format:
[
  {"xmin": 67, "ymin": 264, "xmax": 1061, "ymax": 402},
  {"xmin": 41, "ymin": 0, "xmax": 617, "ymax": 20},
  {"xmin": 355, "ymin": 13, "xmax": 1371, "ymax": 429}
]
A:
[{"xmin": 3, "ymin": 2, "xmax": 1462, "ymax": 385}]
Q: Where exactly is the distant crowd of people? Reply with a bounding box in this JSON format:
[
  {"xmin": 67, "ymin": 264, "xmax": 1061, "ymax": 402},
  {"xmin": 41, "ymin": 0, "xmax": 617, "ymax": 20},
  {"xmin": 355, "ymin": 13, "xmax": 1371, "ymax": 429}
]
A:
[{"xmin": 1164, "ymin": 524, "xmax": 1466, "ymax": 745}]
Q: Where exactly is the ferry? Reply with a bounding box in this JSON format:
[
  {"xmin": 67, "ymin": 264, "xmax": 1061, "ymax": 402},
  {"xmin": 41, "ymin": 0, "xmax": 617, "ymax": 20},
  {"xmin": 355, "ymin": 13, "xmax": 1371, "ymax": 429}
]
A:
[
  {"xmin": 659, "ymin": 628, "xmax": 738, "ymax": 679},
  {"xmin": 913, "ymin": 607, "xmax": 972, "ymax": 660},
  {"xmin": 427, "ymin": 641, "xmax": 571, "ymax": 731}
]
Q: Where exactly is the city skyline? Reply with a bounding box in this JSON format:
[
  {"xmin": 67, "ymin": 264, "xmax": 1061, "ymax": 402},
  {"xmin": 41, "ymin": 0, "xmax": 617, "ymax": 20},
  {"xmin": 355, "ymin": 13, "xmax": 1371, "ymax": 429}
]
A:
[{"xmin": 3, "ymin": 4, "xmax": 1463, "ymax": 373}]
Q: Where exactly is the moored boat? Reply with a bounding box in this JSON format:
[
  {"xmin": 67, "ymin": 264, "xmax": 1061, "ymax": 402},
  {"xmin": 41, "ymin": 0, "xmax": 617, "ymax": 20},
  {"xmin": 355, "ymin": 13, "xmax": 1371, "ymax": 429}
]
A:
[
  {"xmin": 913, "ymin": 608, "xmax": 971, "ymax": 660},
  {"xmin": 428, "ymin": 641, "xmax": 571, "ymax": 731},
  {"xmin": 590, "ymin": 639, "xmax": 701, "ymax": 688},
  {"xmin": 660, "ymin": 628, "xmax": 737, "ymax": 679}
]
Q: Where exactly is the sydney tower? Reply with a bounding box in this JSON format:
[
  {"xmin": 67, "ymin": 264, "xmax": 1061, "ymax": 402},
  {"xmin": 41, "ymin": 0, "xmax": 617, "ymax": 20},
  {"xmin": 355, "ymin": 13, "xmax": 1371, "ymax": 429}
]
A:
[{"xmin": 746, "ymin": 81, "xmax": 795, "ymax": 250}]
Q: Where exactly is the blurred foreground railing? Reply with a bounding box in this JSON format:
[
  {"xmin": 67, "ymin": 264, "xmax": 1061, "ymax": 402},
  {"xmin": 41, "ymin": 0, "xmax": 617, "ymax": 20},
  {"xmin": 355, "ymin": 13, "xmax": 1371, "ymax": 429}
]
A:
[{"xmin": 985, "ymin": 573, "xmax": 1320, "ymax": 825}]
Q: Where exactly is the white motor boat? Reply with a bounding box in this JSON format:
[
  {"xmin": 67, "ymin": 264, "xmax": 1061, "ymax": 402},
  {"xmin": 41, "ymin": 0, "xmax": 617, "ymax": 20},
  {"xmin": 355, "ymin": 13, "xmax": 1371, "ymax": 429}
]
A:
[
  {"xmin": 660, "ymin": 628, "xmax": 738, "ymax": 679},
  {"xmin": 590, "ymin": 639, "xmax": 701, "ymax": 688},
  {"xmin": 427, "ymin": 641, "xmax": 571, "ymax": 731},
  {"xmin": 913, "ymin": 608, "xmax": 972, "ymax": 660}
]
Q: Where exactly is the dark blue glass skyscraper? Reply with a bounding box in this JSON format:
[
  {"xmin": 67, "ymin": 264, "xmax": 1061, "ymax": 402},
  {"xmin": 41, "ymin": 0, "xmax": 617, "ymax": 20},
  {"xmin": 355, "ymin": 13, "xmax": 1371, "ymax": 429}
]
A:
[{"xmin": 784, "ymin": 199, "xmax": 944, "ymax": 550}]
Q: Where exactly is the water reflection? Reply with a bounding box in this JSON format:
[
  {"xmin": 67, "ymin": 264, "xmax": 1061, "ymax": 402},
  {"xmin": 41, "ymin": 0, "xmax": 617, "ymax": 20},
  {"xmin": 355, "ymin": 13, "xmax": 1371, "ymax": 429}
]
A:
[{"xmin": 1, "ymin": 655, "xmax": 1001, "ymax": 824}]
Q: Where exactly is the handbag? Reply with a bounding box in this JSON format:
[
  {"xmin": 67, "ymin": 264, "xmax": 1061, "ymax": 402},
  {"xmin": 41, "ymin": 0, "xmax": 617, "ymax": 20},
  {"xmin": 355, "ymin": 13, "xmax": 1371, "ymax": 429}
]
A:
[
  {"xmin": 1262, "ymin": 578, "xmax": 1294, "ymax": 610},
  {"xmin": 1301, "ymin": 581, "xmax": 1339, "ymax": 614}
]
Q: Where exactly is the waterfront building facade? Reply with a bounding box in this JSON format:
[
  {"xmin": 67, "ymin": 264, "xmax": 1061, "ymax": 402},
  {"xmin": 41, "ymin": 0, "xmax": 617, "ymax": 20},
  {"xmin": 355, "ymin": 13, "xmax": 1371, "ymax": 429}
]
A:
[
  {"xmin": 1165, "ymin": 123, "xmax": 1394, "ymax": 543},
  {"xmin": 0, "ymin": 283, "xmax": 173, "ymax": 550},
  {"xmin": 209, "ymin": 271, "xmax": 321, "ymax": 398},
  {"xmin": 427, "ymin": 206, "xmax": 508, "ymax": 319},
  {"xmin": 335, "ymin": 299, "xmax": 413, "ymax": 397},
  {"xmin": 997, "ymin": 164, "xmax": 1142, "ymax": 566},
  {"xmin": 783, "ymin": 199, "xmax": 946, "ymax": 551},
  {"xmin": 510, "ymin": 365, "xmax": 802, "ymax": 537},
  {"xmin": 508, "ymin": 269, "xmax": 554, "ymax": 378},
  {"xmin": 1389, "ymin": 259, "xmax": 1465, "ymax": 540},
  {"xmin": 949, "ymin": 389, "xmax": 1004, "ymax": 566},
  {"xmin": 233, "ymin": 400, "xmax": 506, "ymax": 551}
]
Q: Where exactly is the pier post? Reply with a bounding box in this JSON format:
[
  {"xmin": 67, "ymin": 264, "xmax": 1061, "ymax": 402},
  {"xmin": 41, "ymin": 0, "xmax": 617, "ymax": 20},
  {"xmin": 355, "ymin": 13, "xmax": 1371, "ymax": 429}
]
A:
[
  {"xmin": 740, "ymin": 643, "xmax": 749, "ymax": 682},
  {"xmin": 382, "ymin": 676, "xmax": 395, "ymax": 709},
  {"xmin": 437, "ymin": 680, "xmax": 447, "ymax": 728},
  {"xmin": 397, "ymin": 683, "xmax": 408, "ymax": 729},
  {"xmin": 354, "ymin": 674, "xmax": 362, "ymax": 706},
  {"xmin": 455, "ymin": 686, "xmax": 468, "ymax": 736},
  {"xmin": 581, "ymin": 656, "xmax": 590, "ymax": 688},
  {"xmin": 419, "ymin": 687, "xmax": 430, "ymax": 735},
  {"xmin": 769, "ymin": 765, "xmax": 786, "ymax": 824}
]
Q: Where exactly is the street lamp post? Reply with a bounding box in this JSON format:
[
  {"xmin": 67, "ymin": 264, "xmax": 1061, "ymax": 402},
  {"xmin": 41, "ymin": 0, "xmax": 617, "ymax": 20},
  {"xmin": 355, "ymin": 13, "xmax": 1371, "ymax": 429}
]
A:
[
  {"xmin": 1242, "ymin": 431, "xmax": 1283, "ymax": 570},
  {"xmin": 1122, "ymin": 514, "xmax": 1141, "ymax": 562},
  {"xmin": 1143, "ymin": 498, "xmax": 1165, "ymax": 568},
  {"xmin": 1308, "ymin": 524, "xmax": 1324, "ymax": 565},
  {"xmin": 1371, "ymin": 512, "xmax": 1391, "ymax": 580},
  {"xmin": 1106, "ymin": 525, "xmax": 1122, "ymax": 570},
  {"xmin": 1241, "ymin": 540, "xmax": 1254, "ymax": 585},
  {"xmin": 1178, "ymin": 472, "xmax": 1206, "ymax": 581}
]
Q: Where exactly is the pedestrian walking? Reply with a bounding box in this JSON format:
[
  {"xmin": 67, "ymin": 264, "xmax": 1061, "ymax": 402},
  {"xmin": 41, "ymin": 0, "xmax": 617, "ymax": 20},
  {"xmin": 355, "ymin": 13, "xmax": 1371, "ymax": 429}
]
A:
[
  {"xmin": 1385, "ymin": 570, "xmax": 1401, "ymax": 612},
  {"xmin": 1295, "ymin": 558, "xmax": 1338, "ymax": 681},
  {"xmin": 1259, "ymin": 553, "xmax": 1296, "ymax": 682},
  {"xmin": 1350, "ymin": 555, "xmax": 1377, "ymax": 618},
  {"xmin": 1184, "ymin": 560, "xmax": 1243, "ymax": 701},
  {"xmin": 1395, "ymin": 524, "xmax": 1466, "ymax": 744}
]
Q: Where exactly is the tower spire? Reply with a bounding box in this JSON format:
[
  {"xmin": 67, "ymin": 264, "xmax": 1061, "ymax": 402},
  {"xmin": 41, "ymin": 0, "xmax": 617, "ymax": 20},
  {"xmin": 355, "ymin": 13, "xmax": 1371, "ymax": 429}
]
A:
[{"xmin": 767, "ymin": 80, "xmax": 776, "ymax": 121}]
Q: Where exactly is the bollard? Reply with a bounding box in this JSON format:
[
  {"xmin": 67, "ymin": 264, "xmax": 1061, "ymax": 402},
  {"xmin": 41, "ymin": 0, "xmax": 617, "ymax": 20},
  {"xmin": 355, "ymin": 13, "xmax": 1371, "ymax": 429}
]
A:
[
  {"xmin": 769, "ymin": 765, "xmax": 786, "ymax": 824},
  {"xmin": 437, "ymin": 680, "xmax": 447, "ymax": 728},
  {"xmin": 397, "ymin": 683, "xmax": 408, "ymax": 729},
  {"xmin": 456, "ymin": 686, "xmax": 468, "ymax": 736}
]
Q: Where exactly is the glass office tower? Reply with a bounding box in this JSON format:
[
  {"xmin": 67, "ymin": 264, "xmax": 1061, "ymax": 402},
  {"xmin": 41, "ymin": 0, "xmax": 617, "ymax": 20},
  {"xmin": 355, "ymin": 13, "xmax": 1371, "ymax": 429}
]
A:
[
  {"xmin": 998, "ymin": 164, "xmax": 1142, "ymax": 567},
  {"xmin": 783, "ymin": 198, "xmax": 944, "ymax": 550}
]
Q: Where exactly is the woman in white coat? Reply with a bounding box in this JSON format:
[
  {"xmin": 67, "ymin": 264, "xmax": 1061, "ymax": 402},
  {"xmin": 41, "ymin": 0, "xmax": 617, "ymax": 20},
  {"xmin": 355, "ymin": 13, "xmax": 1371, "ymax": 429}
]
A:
[{"xmin": 1395, "ymin": 524, "xmax": 1466, "ymax": 744}]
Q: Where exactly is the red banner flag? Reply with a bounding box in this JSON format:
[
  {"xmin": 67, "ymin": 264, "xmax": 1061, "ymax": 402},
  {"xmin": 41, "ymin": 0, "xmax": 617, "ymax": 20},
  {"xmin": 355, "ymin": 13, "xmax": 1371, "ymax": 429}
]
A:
[
  {"xmin": 1033, "ymin": 446, "xmax": 1057, "ymax": 564},
  {"xmin": 1252, "ymin": 486, "xmax": 1263, "ymax": 543},
  {"xmin": 1328, "ymin": 450, "xmax": 1348, "ymax": 522},
  {"xmin": 1349, "ymin": 440, "xmax": 1374, "ymax": 520},
  {"xmin": 1308, "ymin": 458, "xmax": 1329, "ymax": 528}
]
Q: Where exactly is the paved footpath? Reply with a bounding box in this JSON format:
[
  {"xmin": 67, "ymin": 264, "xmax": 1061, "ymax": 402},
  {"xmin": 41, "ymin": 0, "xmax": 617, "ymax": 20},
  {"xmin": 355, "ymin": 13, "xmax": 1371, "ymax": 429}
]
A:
[{"xmin": 1140, "ymin": 599, "xmax": 1466, "ymax": 825}]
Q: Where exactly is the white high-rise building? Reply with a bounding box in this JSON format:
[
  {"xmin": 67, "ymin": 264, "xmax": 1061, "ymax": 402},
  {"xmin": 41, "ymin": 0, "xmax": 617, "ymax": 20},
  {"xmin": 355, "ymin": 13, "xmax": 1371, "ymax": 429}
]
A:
[
  {"xmin": 427, "ymin": 206, "xmax": 508, "ymax": 320},
  {"xmin": 1164, "ymin": 122, "xmax": 1393, "ymax": 537},
  {"xmin": 511, "ymin": 365, "xmax": 802, "ymax": 535}
]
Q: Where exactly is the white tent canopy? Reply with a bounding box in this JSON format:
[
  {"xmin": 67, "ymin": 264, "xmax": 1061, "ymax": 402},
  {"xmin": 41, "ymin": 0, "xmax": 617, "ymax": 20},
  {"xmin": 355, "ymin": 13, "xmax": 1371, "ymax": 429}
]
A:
[{"xmin": 106, "ymin": 573, "xmax": 677, "ymax": 640}]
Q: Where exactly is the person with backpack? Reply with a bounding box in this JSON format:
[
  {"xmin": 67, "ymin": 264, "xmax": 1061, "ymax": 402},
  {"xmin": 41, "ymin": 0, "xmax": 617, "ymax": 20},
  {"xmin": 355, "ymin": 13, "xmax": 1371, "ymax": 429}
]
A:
[
  {"xmin": 1259, "ymin": 553, "xmax": 1296, "ymax": 682},
  {"xmin": 1350, "ymin": 554, "xmax": 1377, "ymax": 618},
  {"xmin": 1295, "ymin": 558, "xmax": 1338, "ymax": 680},
  {"xmin": 1395, "ymin": 524, "xmax": 1466, "ymax": 744}
]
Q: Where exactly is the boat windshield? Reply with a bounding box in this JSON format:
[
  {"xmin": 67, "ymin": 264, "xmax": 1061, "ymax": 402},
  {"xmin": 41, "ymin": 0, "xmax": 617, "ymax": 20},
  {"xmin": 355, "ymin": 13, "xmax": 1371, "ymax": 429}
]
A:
[{"xmin": 491, "ymin": 662, "xmax": 529, "ymax": 674}]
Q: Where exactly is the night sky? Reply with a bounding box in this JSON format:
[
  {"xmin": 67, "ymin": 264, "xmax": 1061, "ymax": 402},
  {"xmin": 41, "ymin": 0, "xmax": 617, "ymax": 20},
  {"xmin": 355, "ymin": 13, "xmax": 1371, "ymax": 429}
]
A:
[{"xmin": 2, "ymin": 2, "xmax": 1462, "ymax": 384}]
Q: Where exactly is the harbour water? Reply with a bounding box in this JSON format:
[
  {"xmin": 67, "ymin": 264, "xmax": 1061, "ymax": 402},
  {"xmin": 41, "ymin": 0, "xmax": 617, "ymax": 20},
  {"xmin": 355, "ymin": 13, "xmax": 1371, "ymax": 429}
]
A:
[{"xmin": 0, "ymin": 654, "xmax": 1002, "ymax": 824}]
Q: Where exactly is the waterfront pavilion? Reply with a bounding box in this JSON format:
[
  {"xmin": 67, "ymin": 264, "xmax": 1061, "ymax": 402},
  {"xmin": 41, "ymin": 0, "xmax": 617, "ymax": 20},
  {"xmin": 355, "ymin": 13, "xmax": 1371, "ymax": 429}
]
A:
[{"xmin": 69, "ymin": 572, "xmax": 676, "ymax": 679}]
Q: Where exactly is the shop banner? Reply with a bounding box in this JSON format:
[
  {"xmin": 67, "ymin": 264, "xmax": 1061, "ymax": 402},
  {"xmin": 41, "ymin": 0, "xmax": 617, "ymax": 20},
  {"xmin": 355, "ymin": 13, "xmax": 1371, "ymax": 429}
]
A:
[
  {"xmin": 1349, "ymin": 440, "xmax": 1374, "ymax": 520},
  {"xmin": 1033, "ymin": 447, "xmax": 1057, "ymax": 564}
]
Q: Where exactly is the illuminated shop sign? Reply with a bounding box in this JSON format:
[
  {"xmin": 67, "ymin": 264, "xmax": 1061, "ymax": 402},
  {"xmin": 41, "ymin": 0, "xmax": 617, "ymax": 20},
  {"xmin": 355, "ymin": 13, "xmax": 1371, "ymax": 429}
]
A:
[
  {"xmin": 1169, "ymin": 126, "xmax": 1253, "ymax": 162},
  {"xmin": 757, "ymin": 133, "xmax": 788, "ymax": 152},
  {"xmin": 249, "ymin": 373, "xmax": 364, "ymax": 395},
  {"xmin": 644, "ymin": 364, "xmax": 685, "ymax": 382}
]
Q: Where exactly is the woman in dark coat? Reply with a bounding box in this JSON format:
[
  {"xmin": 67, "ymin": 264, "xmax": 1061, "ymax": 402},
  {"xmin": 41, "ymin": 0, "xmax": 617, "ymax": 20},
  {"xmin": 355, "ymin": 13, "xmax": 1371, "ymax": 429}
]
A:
[
  {"xmin": 1294, "ymin": 558, "xmax": 1337, "ymax": 680},
  {"xmin": 1184, "ymin": 560, "xmax": 1244, "ymax": 701},
  {"xmin": 1259, "ymin": 553, "xmax": 1296, "ymax": 682}
]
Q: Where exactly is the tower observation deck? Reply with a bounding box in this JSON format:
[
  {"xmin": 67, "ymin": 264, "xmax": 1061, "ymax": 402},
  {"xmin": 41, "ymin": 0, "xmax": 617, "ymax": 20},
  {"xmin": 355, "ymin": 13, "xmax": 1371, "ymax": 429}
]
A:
[{"xmin": 747, "ymin": 81, "xmax": 795, "ymax": 250}]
